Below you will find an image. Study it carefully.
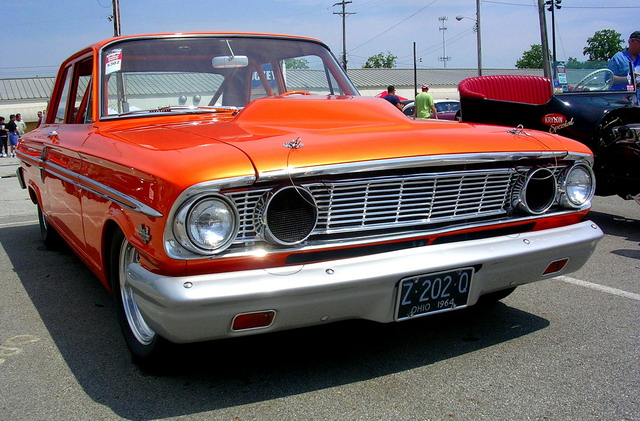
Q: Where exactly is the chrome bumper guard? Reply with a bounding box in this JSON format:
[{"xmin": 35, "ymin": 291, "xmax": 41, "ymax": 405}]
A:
[{"xmin": 127, "ymin": 220, "xmax": 602, "ymax": 343}]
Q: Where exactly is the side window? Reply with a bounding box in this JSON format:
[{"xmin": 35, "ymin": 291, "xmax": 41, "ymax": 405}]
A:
[
  {"xmin": 54, "ymin": 69, "xmax": 72, "ymax": 124},
  {"xmin": 52, "ymin": 57, "xmax": 94, "ymax": 124},
  {"xmin": 281, "ymin": 55, "xmax": 345, "ymax": 95},
  {"xmin": 70, "ymin": 58, "xmax": 93, "ymax": 124},
  {"xmin": 70, "ymin": 75, "xmax": 92, "ymax": 123}
]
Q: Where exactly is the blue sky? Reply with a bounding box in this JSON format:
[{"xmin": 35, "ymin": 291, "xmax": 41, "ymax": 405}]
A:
[{"xmin": 2, "ymin": 0, "xmax": 638, "ymax": 78}]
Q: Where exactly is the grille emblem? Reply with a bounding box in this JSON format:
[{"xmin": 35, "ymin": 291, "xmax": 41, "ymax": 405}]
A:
[{"xmin": 283, "ymin": 137, "xmax": 304, "ymax": 149}]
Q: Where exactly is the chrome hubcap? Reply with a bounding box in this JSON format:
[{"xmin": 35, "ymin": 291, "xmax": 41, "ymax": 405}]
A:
[{"xmin": 118, "ymin": 239, "xmax": 156, "ymax": 345}]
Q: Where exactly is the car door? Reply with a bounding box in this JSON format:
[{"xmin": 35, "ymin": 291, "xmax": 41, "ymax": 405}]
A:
[{"xmin": 38, "ymin": 55, "xmax": 94, "ymax": 254}]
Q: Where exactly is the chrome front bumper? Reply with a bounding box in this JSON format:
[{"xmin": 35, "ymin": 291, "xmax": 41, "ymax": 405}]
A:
[{"xmin": 127, "ymin": 221, "xmax": 602, "ymax": 343}]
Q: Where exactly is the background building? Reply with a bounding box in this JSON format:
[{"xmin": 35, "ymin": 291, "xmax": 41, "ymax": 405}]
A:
[{"xmin": 1, "ymin": 68, "xmax": 543, "ymax": 130}]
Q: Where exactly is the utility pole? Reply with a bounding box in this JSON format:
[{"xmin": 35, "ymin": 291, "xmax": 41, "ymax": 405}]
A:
[
  {"xmin": 545, "ymin": 0, "xmax": 562, "ymax": 63},
  {"xmin": 333, "ymin": 1, "xmax": 355, "ymax": 70},
  {"xmin": 438, "ymin": 16, "xmax": 450, "ymax": 69},
  {"xmin": 413, "ymin": 42, "xmax": 418, "ymax": 97},
  {"xmin": 111, "ymin": 0, "xmax": 121, "ymax": 37},
  {"xmin": 537, "ymin": 0, "xmax": 552, "ymax": 80},
  {"xmin": 475, "ymin": 0, "xmax": 482, "ymax": 76}
]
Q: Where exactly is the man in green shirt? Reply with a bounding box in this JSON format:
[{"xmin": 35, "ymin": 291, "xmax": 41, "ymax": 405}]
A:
[{"xmin": 414, "ymin": 84, "xmax": 437, "ymax": 119}]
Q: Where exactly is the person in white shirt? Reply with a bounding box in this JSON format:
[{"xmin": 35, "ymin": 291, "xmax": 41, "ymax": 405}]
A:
[{"xmin": 15, "ymin": 113, "xmax": 26, "ymax": 136}]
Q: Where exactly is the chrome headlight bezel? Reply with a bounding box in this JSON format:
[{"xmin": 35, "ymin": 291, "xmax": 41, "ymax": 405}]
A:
[
  {"xmin": 172, "ymin": 194, "xmax": 239, "ymax": 255},
  {"xmin": 254, "ymin": 185, "xmax": 318, "ymax": 246},
  {"xmin": 513, "ymin": 167, "xmax": 558, "ymax": 215},
  {"xmin": 560, "ymin": 163, "xmax": 596, "ymax": 208}
]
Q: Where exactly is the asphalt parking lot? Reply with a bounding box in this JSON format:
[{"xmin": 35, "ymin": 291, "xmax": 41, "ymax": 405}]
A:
[{"xmin": 0, "ymin": 157, "xmax": 638, "ymax": 421}]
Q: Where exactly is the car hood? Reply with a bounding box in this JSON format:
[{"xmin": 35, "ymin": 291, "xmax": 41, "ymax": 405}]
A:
[
  {"xmin": 106, "ymin": 95, "xmax": 592, "ymax": 184},
  {"xmin": 219, "ymin": 96, "xmax": 590, "ymax": 176}
]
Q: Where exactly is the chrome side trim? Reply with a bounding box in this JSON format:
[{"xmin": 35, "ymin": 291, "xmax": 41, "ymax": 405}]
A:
[
  {"xmin": 174, "ymin": 175, "xmax": 257, "ymax": 201},
  {"xmin": 28, "ymin": 155, "xmax": 163, "ymax": 218}
]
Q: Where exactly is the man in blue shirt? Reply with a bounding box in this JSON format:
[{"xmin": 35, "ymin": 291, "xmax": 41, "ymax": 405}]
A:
[
  {"xmin": 383, "ymin": 85, "xmax": 403, "ymax": 110},
  {"xmin": 607, "ymin": 31, "xmax": 640, "ymax": 98}
]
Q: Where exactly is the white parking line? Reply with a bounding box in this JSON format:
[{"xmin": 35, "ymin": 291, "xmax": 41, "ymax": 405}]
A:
[
  {"xmin": 556, "ymin": 276, "xmax": 640, "ymax": 301},
  {"xmin": 0, "ymin": 220, "xmax": 38, "ymax": 228}
]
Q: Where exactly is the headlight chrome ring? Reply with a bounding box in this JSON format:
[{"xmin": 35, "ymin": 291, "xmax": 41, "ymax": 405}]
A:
[
  {"xmin": 255, "ymin": 186, "xmax": 318, "ymax": 246},
  {"xmin": 173, "ymin": 194, "xmax": 239, "ymax": 254},
  {"xmin": 560, "ymin": 163, "xmax": 595, "ymax": 208},
  {"xmin": 514, "ymin": 167, "xmax": 557, "ymax": 215}
]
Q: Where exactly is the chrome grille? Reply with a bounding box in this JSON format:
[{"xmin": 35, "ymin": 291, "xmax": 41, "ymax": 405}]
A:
[
  {"xmin": 226, "ymin": 188, "xmax": 270, "ymax": 242},
  {"xmin": 308, "ymin": 169, "xmax": 515, "ymax": 233},
  {"xmin": 226, "ymin": 168, "xmax": 519, "ymax": 242}
]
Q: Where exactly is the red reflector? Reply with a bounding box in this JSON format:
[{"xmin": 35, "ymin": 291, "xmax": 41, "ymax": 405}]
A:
[
  {"xmin": 232, "ymin": 311, "xmax": 276, "ymax": 331},
  {"xmin": 543, "ymin": 258, "xmax": 569, "ymax": 275}
]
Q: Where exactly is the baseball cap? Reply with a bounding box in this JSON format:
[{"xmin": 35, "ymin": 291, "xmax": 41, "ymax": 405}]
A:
[
  {"xmin": 630, "ymin": 31, "xmax": 640, "ymax": 41},
  {"xmin": 421, "ymin": 84, "xmax": 430, "ymax": 89}
]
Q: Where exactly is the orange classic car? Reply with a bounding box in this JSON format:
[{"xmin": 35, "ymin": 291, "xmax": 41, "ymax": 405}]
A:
[{"xmin": 16, "ymin": 32, "xmax": 603, "ymax": 365}]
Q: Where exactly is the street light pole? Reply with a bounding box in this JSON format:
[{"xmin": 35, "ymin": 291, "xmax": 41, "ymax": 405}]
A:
[{"xmin": 456, "ymin": 0, "xmax": 482, "ymax": 76}]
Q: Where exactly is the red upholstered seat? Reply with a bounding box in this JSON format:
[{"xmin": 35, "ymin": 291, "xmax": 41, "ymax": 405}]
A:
[{"xmin": 458, "ymin": 75, "xmax": 552, "ymax": 105}]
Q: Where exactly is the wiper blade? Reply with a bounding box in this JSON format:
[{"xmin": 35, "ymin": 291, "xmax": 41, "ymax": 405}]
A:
[{"xmin": 116, "ymin": 105, "xmax": 242, "ymax": 117}]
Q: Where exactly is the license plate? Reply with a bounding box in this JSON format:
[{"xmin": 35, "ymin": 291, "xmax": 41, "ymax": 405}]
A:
[{"xmin": 396, "ymin": 267, "xmax": 473, "ymax": 320}]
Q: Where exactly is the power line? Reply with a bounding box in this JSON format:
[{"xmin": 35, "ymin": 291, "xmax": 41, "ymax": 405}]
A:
[{"xmin": 349, "ymin": 0, "xmax": 439, "ymax": 52}]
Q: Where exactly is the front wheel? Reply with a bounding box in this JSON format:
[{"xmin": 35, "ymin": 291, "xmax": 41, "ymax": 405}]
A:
[{"xmin": 109, "ymin": 230, "xmax": 167, "ymax": 363}]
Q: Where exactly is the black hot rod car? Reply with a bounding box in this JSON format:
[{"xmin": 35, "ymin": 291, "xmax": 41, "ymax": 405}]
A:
[{"xmin": 458, "ymin": 62, "xmax": 640, "ymax": 203}]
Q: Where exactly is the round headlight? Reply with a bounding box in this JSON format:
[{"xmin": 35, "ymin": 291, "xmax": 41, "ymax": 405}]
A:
[
  {"xmin": 173, "ymin": 195, "xmax": 238, "ymax": 254},
  {"xmin": 561, "ymin": 164, "xmax": 595, "ymax": 208}
]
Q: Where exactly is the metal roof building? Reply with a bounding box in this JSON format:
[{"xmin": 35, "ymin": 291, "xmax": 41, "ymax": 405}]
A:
[
  {"xmin": 0, "ymin": 77, "xmax": 54, "ymax": 101},
  {"xmin": 0, "ymin": 68, "xmax": 544, "ymax": 122}
]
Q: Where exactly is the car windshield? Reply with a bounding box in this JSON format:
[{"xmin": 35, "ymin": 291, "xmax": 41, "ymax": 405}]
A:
[
  {"xmin": 435, "ymin": 102, "xmax": 460, "ymax": 113},
  {"xmin": 100, "ymin": 35, "xmax": 358, "ymax": 118},
  {"xmin": 552, "ymin": 60, "xmax": 637, "ymax": 94}
]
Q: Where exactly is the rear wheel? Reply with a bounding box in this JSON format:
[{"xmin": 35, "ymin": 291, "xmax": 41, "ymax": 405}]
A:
[
  {"xmin": 109, "ymin": 230, "xmax": 167, "ymax": 363},
  {"xmin": 37, "ymin": 203, "xmax": 61, "ymax": 249}
]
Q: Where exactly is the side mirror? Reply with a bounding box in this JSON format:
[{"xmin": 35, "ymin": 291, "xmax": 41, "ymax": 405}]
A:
[{"xmin": 212, "ymin": 55, "xmax": 249, "ymax": 69}]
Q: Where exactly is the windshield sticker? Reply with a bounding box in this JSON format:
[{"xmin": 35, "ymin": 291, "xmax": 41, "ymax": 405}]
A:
[{"xmin": 105, "ymin": 49, "xmax": 122, "ymax": 75}]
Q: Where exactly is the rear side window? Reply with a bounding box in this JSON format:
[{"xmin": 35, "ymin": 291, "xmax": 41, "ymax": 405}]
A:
[
  {"xmin": 51, "ymin": 56, "xmax": 94, "ymax": 124},
  {"xmin": 54, "ymin": 70, "xmax": 72, "ymax": 124}
]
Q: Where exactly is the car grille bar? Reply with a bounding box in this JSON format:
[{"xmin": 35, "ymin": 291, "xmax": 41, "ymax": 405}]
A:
[
  {"xmin": 308, "ymin": 169, "xmax": 515, "ymax": 233},
  {"xmin": 227, "ymin": 168, "xmax": 517, "ymax": 241}
]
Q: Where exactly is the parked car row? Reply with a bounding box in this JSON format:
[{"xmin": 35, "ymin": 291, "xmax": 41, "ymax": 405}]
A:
[{"xmin": 401, "ymin": 99, "xmax": 461, "ymax": 120}]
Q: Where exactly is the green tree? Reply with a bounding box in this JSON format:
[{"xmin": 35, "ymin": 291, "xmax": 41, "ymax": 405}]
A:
[
  {"xmin": 285, "ymin": 58, "xmax": 309, "ymax": 69},
  {"xmin": 515, "ymin": 44, "xmax": 549, "ymax": 69},
  {"xmin": 363, "ymin": 52, "xmax": 397, "ymax": 69},
  {"xmin": 583, "ymin": 29, "xmax": 623, "ymax": 61}
]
